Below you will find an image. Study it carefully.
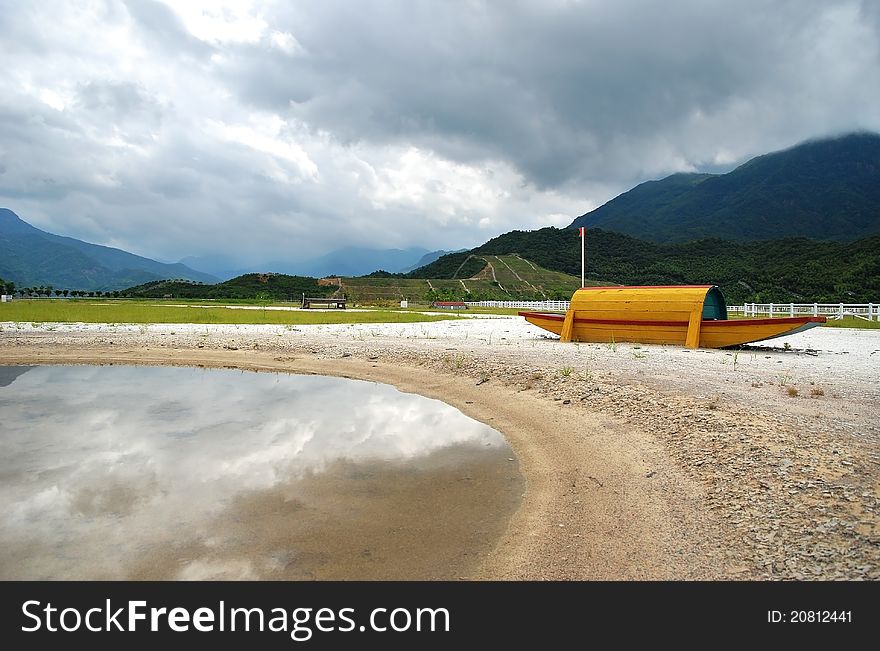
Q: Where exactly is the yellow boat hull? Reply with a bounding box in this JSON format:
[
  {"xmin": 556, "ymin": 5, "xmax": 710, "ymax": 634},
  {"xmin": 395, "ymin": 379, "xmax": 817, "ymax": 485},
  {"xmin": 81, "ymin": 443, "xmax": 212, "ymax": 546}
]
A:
[{"xmin": 519, "ymin": 311, "xmax": 825, "ymax": 348}]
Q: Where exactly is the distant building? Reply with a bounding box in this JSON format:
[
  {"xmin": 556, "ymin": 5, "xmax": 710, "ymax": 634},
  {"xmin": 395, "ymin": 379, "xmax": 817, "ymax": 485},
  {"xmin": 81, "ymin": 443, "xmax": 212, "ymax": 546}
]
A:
[
  {"xmin": 318, "ymin": 277, "xmax": 342, "ymax": 287},
  {"xmin": 431, "ymin": 301, "xmax": 468, "ymax": 310},
  {"xmin": 0, "ymin": 294, "xmax": 10, "ymax": 302}
]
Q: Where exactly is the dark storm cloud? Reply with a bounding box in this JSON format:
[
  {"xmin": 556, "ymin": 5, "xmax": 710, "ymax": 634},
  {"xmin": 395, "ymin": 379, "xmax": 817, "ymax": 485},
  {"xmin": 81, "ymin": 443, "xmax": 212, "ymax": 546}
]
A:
[{"xmin": 222, "ymin": 0, "xmax": 880, "ymax": 187}]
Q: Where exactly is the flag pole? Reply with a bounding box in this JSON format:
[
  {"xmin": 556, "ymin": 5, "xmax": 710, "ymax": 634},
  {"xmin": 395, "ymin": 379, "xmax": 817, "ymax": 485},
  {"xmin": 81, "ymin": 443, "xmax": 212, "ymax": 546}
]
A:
[{"xmin": 579, "ymin": 227, "xmax": 585, "ymax": 288}]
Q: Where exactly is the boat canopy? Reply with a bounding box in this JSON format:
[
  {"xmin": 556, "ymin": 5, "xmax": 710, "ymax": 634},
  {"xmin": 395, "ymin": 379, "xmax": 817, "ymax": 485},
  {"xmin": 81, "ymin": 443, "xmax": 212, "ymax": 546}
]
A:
[
  {"xmin": 568, "ymin": 285, "xmax": 727, "ymax": 319},
  {"xmin": 560, "ymin": 284, "xmax": 728, "ymax": 347},
  {"xmin": 701, "ymin": 286, "xmax": 727, "ymax": 320}
]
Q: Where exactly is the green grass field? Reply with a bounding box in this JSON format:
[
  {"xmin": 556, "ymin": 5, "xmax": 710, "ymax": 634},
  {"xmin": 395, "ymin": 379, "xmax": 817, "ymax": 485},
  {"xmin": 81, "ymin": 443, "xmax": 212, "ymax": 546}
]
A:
[
  {"xmin": 4, "ymin": 299, "xmax": 874, "ymax": 329},
  {"xmin": 0, "ymin": 300, "xmax": 461, "ymax": 325},
  {"xmin": 821, "ymin": 316, "xmax": 880, "ymax": 329},
  {"xmin": 730, "ymin": 313, "xmax": 880, "ymax": 329}
]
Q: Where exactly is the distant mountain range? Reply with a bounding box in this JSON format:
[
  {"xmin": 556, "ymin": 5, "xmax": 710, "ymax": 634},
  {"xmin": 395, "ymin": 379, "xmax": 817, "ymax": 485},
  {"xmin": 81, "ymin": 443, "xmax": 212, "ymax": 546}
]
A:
[
  {"xmin": 0, "ymin": 207, "xmax": 462, "ymax": 290},
  {"xmin": 399, "ymin": 249, "xmax": 467, "ymax": 273},
  {"xmin": 570, "ymin": 132, "xmax": 880, "ymax": 242},
  {"xmin": 181, "ymin": 247, "xmax": 462, "ymax": 279},
  {"xmin": 0, "ymin": 208, "xmax": 217, "ymax": 291}
]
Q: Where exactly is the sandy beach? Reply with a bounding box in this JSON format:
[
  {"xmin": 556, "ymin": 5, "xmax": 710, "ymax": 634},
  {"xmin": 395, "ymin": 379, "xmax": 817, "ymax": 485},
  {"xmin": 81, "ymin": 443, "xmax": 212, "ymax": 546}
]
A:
[{"xmin": 1, "ymin": 316, "xmax": 878, "ymax": 580}]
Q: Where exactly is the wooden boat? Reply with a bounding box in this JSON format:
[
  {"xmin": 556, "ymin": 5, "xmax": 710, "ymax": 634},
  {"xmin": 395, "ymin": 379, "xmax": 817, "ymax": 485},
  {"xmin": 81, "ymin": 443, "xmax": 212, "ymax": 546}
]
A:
[{"xmin": 519, "ymin": 285, "xmax": 825, "ymax": 349}]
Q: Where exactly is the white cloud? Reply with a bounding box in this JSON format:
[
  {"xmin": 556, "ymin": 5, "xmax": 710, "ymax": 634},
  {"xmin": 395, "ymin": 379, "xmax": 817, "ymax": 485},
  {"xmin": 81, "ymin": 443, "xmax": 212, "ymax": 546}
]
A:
[
  {"xmin": 205, "ymin": 116, "xmax": 319, "ymax": 182},
  {"xmin": 157, "ymin": 0, "xmax": 268, "ymax": 45},
  {"xmin": 269, "ymin": 30, "xmax": 304, "ymax": 56}
]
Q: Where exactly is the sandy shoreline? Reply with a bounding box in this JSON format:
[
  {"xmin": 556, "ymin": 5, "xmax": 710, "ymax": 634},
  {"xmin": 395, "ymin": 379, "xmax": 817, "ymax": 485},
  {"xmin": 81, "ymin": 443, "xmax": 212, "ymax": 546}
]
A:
[{"xmin": 2, "ymin": 319, "xmax": 878, "ymax": 579}]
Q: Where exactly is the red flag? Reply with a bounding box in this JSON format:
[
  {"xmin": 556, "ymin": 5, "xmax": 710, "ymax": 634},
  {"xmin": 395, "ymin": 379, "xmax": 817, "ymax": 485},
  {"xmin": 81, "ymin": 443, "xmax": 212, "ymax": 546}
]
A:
[{"xmin": 578, "ymin": 227, "xmax": 585, "ymax": 237}]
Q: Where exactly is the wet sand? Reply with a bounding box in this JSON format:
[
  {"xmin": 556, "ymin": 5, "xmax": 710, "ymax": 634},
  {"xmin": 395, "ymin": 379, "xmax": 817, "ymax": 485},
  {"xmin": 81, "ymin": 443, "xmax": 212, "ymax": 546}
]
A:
[{"xmin": 1, "ymin": 320, "xmax": 878, "ymax": 579}]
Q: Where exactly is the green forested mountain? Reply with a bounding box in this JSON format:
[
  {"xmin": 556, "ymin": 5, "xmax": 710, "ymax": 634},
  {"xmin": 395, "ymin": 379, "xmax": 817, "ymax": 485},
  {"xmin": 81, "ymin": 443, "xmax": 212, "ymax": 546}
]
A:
[
  {"xmin": 0, "ymin": 208, "xmax": 217, "ymax": 291},
  {"xmin": 411, "ymin": 227, "xmax": 880, "ymax": 303},
  {"xmin": 570, "ymin": 133, "xmax": 880, "ymax": 242},
  {"xmin": 406, "ymin": 254, "xmax": 485, "ymax": 280},
  {"xmin": 123, "ymin": 273, "xmax": 335, "ymax": 301}
]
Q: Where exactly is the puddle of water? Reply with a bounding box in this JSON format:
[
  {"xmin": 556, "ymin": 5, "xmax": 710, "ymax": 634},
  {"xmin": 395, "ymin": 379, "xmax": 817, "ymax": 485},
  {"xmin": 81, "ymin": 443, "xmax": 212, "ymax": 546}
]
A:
[{"xmin": 0, "ymin": 365, "xmax": 522, "ymax": 580}]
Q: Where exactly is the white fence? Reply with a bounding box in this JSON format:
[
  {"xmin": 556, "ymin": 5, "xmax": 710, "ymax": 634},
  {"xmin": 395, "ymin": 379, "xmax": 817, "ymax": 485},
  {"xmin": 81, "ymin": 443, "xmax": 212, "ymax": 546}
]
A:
[
  {"xmin": 731, "ymin": 303, "xmax": 879, "ymax": 321},
  {"xmin": 468, "ymin": 299, "xmax": 880, "ymax": 320},
  {"xmin": 465, "ymin": 300, "xmax": 569, "ymax": 311}
]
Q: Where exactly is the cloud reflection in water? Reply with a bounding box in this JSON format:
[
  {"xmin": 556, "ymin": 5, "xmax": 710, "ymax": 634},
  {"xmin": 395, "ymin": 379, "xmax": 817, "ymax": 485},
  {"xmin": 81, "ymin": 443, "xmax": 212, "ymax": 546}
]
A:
[{"xmin": 0, "ymin": 365, "xmax": 514, "ymax": 579}]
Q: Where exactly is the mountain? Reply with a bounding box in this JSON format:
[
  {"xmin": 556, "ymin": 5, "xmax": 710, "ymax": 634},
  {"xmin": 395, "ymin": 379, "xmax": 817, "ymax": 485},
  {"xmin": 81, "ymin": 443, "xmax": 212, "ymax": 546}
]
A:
[
  {"xmin": 177, "ymin": 254, "xmax": 241, "ymax": 280},
  {"xmin": 570, "ymin": 132, "xmax": 880, "ymax": 242},
  {"xmin": 342, "ymin": 254, "xmax": 585, "ymax": 303},
  {"xmin": 123, "ymin": 273, "xmax": 334, "ymax": 301},
  {"xmin": 399, "ymin": 249, "xmax": 465, "ymax": 273},
  {"xmin": 0, "ymin": 208, "xmax": 218, "ymax": 291},
  {"xmin": 253, "ymin": 246, "xmax": 433, "ymax": 277},
  {"xmin": 409, "ymin": 226, "xmax": 880, "ymax": 304},
  {"xmin": 180, "ymin": 247, "xmax": 460, "ymax": 279}
]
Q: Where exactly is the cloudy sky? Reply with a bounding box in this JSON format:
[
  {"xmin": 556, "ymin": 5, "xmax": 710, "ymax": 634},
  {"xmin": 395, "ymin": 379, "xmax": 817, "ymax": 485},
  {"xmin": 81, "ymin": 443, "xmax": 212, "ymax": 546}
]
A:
[{"xmin": 1, "ymin": 0, "xmax": 878, "ymax": 266}]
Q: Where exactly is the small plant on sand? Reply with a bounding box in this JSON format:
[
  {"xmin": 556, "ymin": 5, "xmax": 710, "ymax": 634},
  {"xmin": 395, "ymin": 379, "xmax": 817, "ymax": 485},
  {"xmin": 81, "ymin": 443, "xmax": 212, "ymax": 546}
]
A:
[
  {"xmin": 783, "ymin": 342, "xmax": 792, "ymax": 351},
  {"xmin": 560, "ymin": 365, "xmax": 574, "ymax": 377},
  {"xmin": 787, "ymin": 386, "xmax": 799, "ymax": 397},
  {"xmin": 606, "ymin": 335, "xmax": 618, "ymax": 352},
  {"xmin": 810, "ymin": 387, "xmax": 825, "ymax": 397},
  {"xmin": 632, "ymin": 350, "xmax": 646, "ymax": 359},
  {"xmin": 452, "ymin": 353, "xmax": 468, "ymax": 370}
]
